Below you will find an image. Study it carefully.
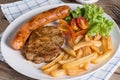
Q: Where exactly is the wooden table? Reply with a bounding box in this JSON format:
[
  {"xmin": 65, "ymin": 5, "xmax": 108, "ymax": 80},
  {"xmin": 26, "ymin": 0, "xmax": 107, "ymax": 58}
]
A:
[{"xmin": 0, "ymin": 0, "xmax": 120, "ymax": 80}]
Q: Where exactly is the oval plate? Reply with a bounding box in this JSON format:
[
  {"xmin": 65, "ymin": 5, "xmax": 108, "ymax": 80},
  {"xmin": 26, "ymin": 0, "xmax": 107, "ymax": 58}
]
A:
[{"xmin": 1, "ymin": 3, "xmax": 120, "ymax": 80}]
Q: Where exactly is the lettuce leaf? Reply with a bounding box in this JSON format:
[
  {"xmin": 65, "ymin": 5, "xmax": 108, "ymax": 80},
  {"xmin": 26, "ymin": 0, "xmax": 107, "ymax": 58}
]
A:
[
  {"xmin": 84, "ymin": 4, "xmax": 114, "ymax": 36},
  {"xmin": 64, "ymin": 7, "xmax": 82, "ymax": 22},
  {"xmin": 64, "ymin": 4, "xmax": 114, "ymax": 36}
]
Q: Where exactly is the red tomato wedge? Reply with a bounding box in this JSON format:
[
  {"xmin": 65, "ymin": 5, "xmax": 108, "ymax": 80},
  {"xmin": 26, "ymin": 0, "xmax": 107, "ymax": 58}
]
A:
[
  {"xmin": 77, "ymin": 17, "xmax": 88, "ymax": 29},
  {"xmin": 70, "ymin": 18, "xmax": 79, "ymax": 31},
  {"xmin": 68, "ymin": 26, "xmax": 88, "ymax": 41},
  {"xmin": 59, "ymin": 18, "xmax": 88, "ymax": 42}
]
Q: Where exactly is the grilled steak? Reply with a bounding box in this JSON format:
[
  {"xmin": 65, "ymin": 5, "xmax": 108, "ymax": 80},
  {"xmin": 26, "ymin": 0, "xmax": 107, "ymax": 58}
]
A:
[{"xmin": 22, "ymin": 26, "xmax": 64, "ymax": 64}]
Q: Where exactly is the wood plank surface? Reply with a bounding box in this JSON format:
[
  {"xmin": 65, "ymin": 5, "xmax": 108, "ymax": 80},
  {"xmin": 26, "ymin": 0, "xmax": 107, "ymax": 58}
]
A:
[{"xmin": 0, "ymin": 0, "xmax": 120, "ymax": 80}]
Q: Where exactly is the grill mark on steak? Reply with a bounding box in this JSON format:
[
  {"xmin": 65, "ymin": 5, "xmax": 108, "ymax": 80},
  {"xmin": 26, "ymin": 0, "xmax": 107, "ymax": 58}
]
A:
[{"xmin": 22, "ymin": 26, "xmax": 64, "ymax": 64}]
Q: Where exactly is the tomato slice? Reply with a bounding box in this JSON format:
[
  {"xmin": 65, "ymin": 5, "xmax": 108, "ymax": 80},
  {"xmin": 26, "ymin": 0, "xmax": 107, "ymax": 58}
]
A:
[
  {"xmin": 59, "ymin": 18, "xmax": 88, "ymax": 42},
  {"xmin": 66, "ymin": 25, "xmax": 76, "ymax": 42},
  {"xmin": 69, "ymin": 18, "xmax": 88, "ymax": 41},
  {"xmin": 77, "ymin": 17, "xmax": 88, "ymax": 29},
  {"xmin": 68, "ymin": 27, "xmax": 87, "ymax": 41},
  {"xmin": 70, "ymin": 18, "xmax": 79, "ymax": 31}
]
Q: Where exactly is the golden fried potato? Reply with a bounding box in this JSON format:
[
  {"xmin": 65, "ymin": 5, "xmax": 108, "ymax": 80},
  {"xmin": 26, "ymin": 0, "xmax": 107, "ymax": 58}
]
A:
[
  {"xmin": 77, "ymin": 48, "xmax": 83, "ymax": 58},
  {"xmin": 85, "ymin": 35, "xmax": 91, "ymax": 41},
  {"xmin": 62, "ymin": 53, "xmax": 96, "ymax": 69},
  {"xmin": 91, "ymin": 49, "xmax": 113, "ymax": 64},
  {"xmin": 43, "ymin": 63, "xmax": 60, "ymax": 74},
  {"xmin": 62, "ymin": 53, "xmax": 69, "ymax": 60},
  {"xmin": 63, "ymin": 46, "xmax": 76, "ymax": 57},
  {"xmin": 41, "ymin": 52, "xmax": 64, "ymax": 70},
  {"xmin": 102, "ymin": 37, "xmax": 108, "ymax": 52},
  {"xmin": 74, "ymin": 35, "xmax": 84, "ymax": 44},
  {"xmin": 90, "ymin": 46, "xmax": 102, "ymax": 55},
  {"xmin": 83, "ymin": 61, "xmax": 90, "ymax": 70},
  {"xmin": 91, "ymin": 41, "xmax": 102, "ymax": 47},
  {"xmin": 59, "ymin": 58, "xmax": 76, "ymax": 64},
  {"xmin": 83, "ymin": 46, "xmax": 92, "ymax": 56},
  {"xmin": 106, "ymin": 35, "xmax": 114, "ymax": 51},
  {"xmin": 74, "ymin": 41, "xmax": 93, "ymax": 50},
  {"xmin": 66, "ymin": 67, "xmax": 85, "ymax": 76},
  {"xmin": 51, "ymin": 69, "xmax": 67, "ymax": 77},
  {"xmin": 94, "ymin": 34, "xmax": 102, "ymax": 41}
]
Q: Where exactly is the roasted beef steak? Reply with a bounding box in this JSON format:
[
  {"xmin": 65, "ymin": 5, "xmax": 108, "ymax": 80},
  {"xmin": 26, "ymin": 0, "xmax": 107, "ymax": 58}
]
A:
[{"xmin": 22, "ymin": 26, "xmax": 64, "ymax": 63}]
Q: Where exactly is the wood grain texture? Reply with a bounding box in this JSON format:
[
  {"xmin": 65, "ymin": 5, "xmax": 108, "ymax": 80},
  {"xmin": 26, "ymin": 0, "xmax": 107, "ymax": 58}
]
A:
[
  {"xmin": 0, "ymin": 61, "xmax": 34, "ymax": 80},
  {"xmin": 0, "ymin": 0, "xmax": 20, "ymax": 33},
  {"xmin": 0, "ymin": 0, "xmax": 120, "ymax": 80}
]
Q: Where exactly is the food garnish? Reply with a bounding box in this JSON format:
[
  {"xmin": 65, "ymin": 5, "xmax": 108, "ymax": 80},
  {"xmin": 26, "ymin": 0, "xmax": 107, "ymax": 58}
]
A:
[{"xmin": 64, "ymin": 4, "xmax": 114, "ymax": 36}]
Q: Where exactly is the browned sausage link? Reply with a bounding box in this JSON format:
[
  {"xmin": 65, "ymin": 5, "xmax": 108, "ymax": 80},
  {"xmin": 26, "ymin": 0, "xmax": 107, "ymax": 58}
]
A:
[{"xmin": 11, "ymin": 5, "xmax": 70, "ymax": 50}]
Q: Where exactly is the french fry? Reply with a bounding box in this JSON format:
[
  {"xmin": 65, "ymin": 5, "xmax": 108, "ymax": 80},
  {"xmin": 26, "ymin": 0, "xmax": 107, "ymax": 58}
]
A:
[
  {"xmin": 82, "ymin": 47, "xmax": 87, "ymax": 56},
  {"xmin": 74, "ymin": 35, "xmax": 84, "ymax": 44},
  {"xmin": 91, "ymin": 49, "xmax": 113, "ymax": 64},
  {"xmin": 43, "ymin": 63, "xmax": 60, "ymax": 74},
  {"xmin": 62, "ymin": 53, "xmax": 69, "ymax": 60},
  {"xmin": 91, "ymin": 41, "xmax": 102, "ymax": 47},
  {"xmin": 59, "ymin": 58, "xmax": 76, "ymax": 64},
  {"xmin": 90, "ymin": 46, "xmax": 102, "ymax": 55},
  {"xmin": 79, "ymin": 64, "xmax": 84, "ymax": 68},
  {"xmin": 106, "ymin": 35, "xmax": 113, "ymax": 50},
  {"xmin": 65, "ymin": 32, "xmax": 74, "ymax": 48},
  {"xmin": 67, "ymin": 37, "xmax": 74, "ymax": 48},
  {"xmin": 86, "ymin": 46, "xmax": 92, "ymax": 55},
  {"xmin": 66, "ymin": 67, "xmax": 85, "ymax": 76},
  {"xmin": 90, "ymin": 52, "xmax": 98, "ymax": 64},
  {"xmin": 41, "ymin": 52, "xmax": 64, "ymax": 70},
  {"xmin": 69, "ymin": 56, "xmax": 74, "ymax": 59},
  {"xmin": 83, "ymin": 61, "xmax": 90, "ymax": 70},
  {"xmin": 91, "ymin": 52, "xmax": 98, "ymax": 60},
  {"xmin": 62, "ymin": 53, "xmax": 96, "ymax": 69},
  {"xmin": 102, "ymin": 37, "xmax": 108, "ymax": 52},
  {"xmin": 82, "ymin": 46, "xmax": 91, "ymax": 56},
  {"xmin": 74, "ymin": 40, "xmax": 102, "ymax": 51},
  {"xmin": 51, "ymin": 69, "xmax": 67, "ymax": 77},
  {"xmin": 63, "ymin": 46, "xmax": 76, "ymax": 57},
  {"xmin": 87, "ymin": 47, "xmax": 92, "ymax": 54},
  {"xmin": 94, "ymin": 34, "xmax": 102, "ymax": 41},
  {"xmin": 85, "ymin": 35, "xmax": 91, "ymax": 41},
  {"xmin": 74, "ymin": 41, "xmax": 93, "ymax": 50},
  {"xmin": 77, "ymin": 48, "xmax": 83, "ymax": 58}
]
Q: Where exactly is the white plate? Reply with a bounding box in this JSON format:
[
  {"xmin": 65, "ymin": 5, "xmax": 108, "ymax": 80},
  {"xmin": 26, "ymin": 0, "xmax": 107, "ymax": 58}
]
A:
[
  {"xmin": 1, "ymin": 3, "xmax": 120, "ymax": 80},
  {"xmin": 76, "ymin": 0, "xmax": 99, "ymax": 4}
]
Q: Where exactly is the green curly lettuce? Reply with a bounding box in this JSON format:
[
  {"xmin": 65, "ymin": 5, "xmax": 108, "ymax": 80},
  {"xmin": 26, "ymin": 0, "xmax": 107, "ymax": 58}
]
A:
[
  {"xmin": 64, "ymin": 6, "xmax": 82, "ymax": 23},
  {"xmin": 64, "ymin": 4, "xmax": 114, "ymax": 36},
  {"xmin": 83, "ymin": 4, "xmax": 114, "ymax": 36}
]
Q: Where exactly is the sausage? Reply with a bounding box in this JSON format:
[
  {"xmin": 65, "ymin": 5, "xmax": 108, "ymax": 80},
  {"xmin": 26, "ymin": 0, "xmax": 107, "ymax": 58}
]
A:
[{"xmin": 11, "ymin": 5, "xmax": 70, "ymax": 50}]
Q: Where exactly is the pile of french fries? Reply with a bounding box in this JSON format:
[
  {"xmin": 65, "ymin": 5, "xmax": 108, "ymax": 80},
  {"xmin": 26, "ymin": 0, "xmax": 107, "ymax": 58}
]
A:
[{"xmin": 40, "ymin": 34, "xmax": 114, "ymax": 77}]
